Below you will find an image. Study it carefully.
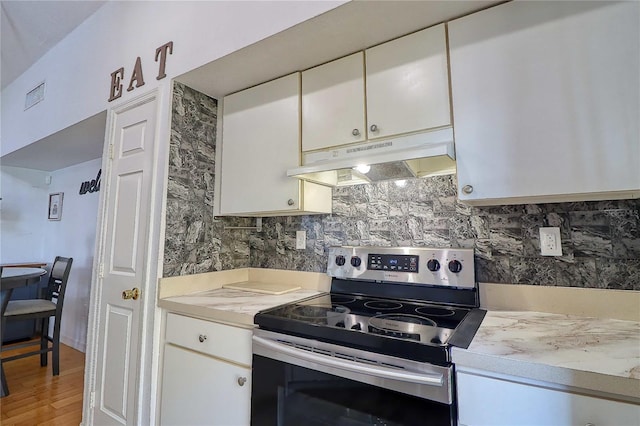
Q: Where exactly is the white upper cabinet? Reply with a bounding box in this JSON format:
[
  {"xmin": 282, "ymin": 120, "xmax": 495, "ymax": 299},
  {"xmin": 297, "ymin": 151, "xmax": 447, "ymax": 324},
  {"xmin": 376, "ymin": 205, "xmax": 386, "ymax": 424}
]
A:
[
  {"xmin": 366, "ymin": 23, "xmax": 451, "ymax": 140},
  {"xmin": 220, "ymin": 73, "xmax": 332, "ymax": 216},
  {"xmin": 302, "ymin": 52, "xmax": 366, "ymax": 152},
  {"xmin": 300, "ymin": 24, "xmax": 451, "ymax": 153},
  {"xmin": 449, "ymin": 1, "xmax": 640, "ymax": 205}
]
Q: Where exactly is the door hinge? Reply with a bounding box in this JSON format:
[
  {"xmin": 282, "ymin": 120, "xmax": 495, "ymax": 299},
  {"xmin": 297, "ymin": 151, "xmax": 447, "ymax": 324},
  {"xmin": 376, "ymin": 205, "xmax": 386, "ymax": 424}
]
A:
[
  {"xmin": 98, "ymin": 263, "xmax": 104, "ymax": 278},
  {"xmin": 90, "ymin": 391, "xmax": 95, "ymax": 408},
  {"xmin": 108, "ymin": 144, "xmax": 114, "ymax": 160}
]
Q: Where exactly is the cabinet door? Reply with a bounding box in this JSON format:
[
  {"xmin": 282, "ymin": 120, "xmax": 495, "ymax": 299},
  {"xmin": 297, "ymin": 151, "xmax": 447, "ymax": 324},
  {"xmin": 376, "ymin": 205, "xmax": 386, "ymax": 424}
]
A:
[
  {"xmin": 365, "ymin": 24, "xmax": 451, "ymax": 140},
  {"xmin": 457, "ymin": 371, "xmax": 640, "ymax": 426},
  {"xmin": 220, "ymin": 73, "xmax": 302, "ymax": 215},
  {"xmin": 160, "ymin": 344, "xmax": 251, "ymax": 426},
  {"xmin": 449, "ymin": 1, "xmax": 640, "ymax": 205},
  {"xmin": 302, "ymin": 52, "xmax": 366, "ymax": 152}
]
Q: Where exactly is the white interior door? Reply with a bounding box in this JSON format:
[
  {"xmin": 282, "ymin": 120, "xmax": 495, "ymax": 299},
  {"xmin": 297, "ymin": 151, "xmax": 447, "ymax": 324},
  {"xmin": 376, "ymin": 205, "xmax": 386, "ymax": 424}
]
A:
[{"xmin": 92, "ymin": 94, "xmax": 158, "ymax": 425}]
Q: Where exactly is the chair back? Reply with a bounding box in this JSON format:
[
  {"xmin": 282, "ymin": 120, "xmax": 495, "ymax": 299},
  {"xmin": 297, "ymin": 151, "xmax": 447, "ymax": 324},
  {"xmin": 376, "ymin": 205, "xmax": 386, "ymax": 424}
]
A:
[{"xmin": 45, "ymin": 257, "xmax": 73, "ymax": 311}]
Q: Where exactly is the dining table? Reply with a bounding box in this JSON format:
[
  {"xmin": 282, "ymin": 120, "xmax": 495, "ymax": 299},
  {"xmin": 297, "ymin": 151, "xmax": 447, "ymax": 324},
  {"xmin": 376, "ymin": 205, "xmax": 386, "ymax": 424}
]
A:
[{"xmin": 0, "ymin": 267, "xmax": 47, "ymax": 397}]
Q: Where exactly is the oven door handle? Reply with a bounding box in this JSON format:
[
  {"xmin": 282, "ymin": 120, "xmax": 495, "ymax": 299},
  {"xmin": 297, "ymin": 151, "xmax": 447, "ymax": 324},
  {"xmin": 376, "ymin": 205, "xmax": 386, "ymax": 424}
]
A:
[{"xmin": 253, "ymin": 335, "xmax": 444, "ymax": 387}]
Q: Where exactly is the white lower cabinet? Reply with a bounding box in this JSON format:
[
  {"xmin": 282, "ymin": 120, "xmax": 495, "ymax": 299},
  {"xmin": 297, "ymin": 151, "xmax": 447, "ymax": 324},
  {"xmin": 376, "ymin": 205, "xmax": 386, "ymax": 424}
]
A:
[
  {"xmin": 456, "ymin": 370, "xmax": 640, "ymax": 426},
  {"xmin": 160, "ymin": 313, "xmax": 252, "ymax": 426}
]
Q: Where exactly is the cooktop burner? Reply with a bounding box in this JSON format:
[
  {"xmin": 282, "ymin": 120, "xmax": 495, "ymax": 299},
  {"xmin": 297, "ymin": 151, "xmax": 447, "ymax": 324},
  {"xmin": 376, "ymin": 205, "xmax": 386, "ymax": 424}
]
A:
[
  {"xmin": 369, "ymin": 313, "xmax": 437, "ymax": 327},
  {"xmin": 364, "ymin": 300, "xmax": 403, "ymax": 310},
  {"xmin": 415, "ymin": 306, "xmax": 456, "ymax": 317}
]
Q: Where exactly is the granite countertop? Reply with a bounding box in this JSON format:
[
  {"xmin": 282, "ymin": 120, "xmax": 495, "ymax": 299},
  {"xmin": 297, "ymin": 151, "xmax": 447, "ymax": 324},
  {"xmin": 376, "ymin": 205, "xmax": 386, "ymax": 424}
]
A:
[
  {"xmin": 159, "ymin": 287, "xmax": 322, "ymax": 327},
  {"xmin": 452, "ymin": 310, "xmax": 640, "ymax": 402}
]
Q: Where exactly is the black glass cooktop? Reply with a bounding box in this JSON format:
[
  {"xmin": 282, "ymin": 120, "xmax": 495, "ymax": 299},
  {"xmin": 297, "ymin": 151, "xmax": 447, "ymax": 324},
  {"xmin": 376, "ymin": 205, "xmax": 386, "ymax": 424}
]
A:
[{"xmin": 255, "ymin": 292, "xmax": 482, "ymax": 364}]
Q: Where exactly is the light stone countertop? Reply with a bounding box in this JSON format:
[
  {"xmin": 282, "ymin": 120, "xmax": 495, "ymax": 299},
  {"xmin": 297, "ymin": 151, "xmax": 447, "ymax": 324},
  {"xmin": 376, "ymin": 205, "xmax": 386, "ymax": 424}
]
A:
[
  {"xmin": 452, "ymin": 310, "xmax": 640, "ymax": 402},
  {"xmin": 158, "ymin": 287, "xmax": 322, "ymax": 327}
]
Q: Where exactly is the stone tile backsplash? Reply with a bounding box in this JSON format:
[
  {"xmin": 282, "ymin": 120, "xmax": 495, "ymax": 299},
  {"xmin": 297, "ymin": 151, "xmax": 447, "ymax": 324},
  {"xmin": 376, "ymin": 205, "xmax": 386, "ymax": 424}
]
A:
[{"xmin": 164, "ymin": 83, "xmax": 640, "ymax": 290}]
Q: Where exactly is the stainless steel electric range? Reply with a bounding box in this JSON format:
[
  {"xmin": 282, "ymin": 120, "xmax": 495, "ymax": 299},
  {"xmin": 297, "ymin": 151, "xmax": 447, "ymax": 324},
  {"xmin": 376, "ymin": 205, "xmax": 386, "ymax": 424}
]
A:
[{"xmin": 251, "ymin": 246, "xmax": 486, "ymax": 426}]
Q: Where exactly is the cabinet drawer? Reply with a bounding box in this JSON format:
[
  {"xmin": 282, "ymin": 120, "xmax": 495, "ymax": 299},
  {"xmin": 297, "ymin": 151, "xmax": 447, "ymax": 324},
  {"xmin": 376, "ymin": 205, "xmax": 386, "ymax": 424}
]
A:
[{"xmin": 165, "ymin": 313, "xmax": 252, "ymax": 366}]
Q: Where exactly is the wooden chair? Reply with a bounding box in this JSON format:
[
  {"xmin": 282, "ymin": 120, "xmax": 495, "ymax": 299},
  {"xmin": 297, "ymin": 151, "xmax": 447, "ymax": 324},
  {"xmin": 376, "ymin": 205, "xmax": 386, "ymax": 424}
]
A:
[{"xmin": 1, "ymin": 257, "xmax": 73, "ymax": 377}]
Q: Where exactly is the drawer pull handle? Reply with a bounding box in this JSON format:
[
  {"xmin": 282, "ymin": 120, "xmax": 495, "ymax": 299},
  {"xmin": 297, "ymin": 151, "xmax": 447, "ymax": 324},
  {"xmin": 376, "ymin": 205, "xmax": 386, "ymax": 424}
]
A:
[
  {"xmin": 462, "ymin": 185, "xmax": 474, "ymax": 195},
  {"xmin": 198, "ymin": 334, "xmax": 207, "ymax": 343},
  {"xmin": 352, "ymin": 129, "xmax": 360, "ymax": 136},
  {"xmin": 237, "ymin": 377, "xmax": 247, "ymax": 386}
]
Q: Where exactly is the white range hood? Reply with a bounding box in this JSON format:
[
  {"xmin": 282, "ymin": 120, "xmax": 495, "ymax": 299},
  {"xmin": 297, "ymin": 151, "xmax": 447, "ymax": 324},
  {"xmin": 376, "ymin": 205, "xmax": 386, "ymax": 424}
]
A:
[{"xmin": 287, "ymin": 127, "xmax": 456, "ymax": 187}]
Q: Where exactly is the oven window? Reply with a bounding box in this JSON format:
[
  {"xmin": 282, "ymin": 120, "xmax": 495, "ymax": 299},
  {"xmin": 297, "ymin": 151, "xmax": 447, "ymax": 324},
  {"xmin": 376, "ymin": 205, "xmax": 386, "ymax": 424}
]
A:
[{"xmin": 251, "ymin": 355, "xmax": 454, "ymax": 426}]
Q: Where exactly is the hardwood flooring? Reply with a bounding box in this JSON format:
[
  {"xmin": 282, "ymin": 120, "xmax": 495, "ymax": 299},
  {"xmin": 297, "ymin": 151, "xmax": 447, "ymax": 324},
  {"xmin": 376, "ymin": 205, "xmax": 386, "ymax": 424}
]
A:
[{"xmin": 0, "ymin": 342, "xmax": 85, "ymax": 426}]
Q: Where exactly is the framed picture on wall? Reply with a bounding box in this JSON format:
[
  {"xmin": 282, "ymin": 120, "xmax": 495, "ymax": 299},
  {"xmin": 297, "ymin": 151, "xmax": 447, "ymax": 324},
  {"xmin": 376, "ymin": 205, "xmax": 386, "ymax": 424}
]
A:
[{"xmin": 48, "ymin": 192, "xmax": 64, "ymax": 220}]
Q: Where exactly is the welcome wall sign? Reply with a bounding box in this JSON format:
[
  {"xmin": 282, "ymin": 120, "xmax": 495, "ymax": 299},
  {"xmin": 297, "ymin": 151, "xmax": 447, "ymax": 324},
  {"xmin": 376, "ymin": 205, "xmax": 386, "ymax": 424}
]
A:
[
  {"xmin": 108, "ymin": 41, "xmax": 173, "ymax": 102},
  {"xmin": 80, "ymin": 169, "xmax": 101, "ymax": 195}
]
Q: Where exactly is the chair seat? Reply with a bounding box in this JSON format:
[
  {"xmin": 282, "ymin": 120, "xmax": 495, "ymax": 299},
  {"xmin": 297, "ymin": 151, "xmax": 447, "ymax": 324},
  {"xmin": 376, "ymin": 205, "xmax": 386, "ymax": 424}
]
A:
[{"xmin": 4, "ymin": 299, "xmax": 56, "ymax": 317}]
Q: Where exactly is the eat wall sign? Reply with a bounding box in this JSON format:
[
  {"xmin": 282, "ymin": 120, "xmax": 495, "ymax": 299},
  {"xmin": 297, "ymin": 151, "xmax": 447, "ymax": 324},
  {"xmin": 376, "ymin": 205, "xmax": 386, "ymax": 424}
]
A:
[{"xmin": 108, "ymin": 41, "xmax": 173, "ymax": 102}]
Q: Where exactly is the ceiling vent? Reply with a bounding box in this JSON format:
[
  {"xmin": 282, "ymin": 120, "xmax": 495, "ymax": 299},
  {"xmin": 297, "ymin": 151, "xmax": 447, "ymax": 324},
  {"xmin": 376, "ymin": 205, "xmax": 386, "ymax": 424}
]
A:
[{"xmin": 25, "ymin": 81, "xmax": 46, "ymax": 110}]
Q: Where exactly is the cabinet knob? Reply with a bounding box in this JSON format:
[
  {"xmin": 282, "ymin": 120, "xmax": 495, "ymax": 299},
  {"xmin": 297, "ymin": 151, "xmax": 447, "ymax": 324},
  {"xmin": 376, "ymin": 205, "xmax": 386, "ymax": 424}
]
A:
[
  {"xmin": 198, "ymin": 334, "xmax": 207, "ymax": 343},
  {"xmin": 462, "ymin": 185, "xmax": 474, "ymax": 195},
  {"xmin": 369, "ymin": 124, "xmax": 378, "ymax": 132},
  {"xmin": 287, "ymin": 199, "xmax": 295, "ymax": 206},
  {"xmin": 352, "ymin": 128, "xmax": 360, "ymax": 136},
  {"xmin": 237, "ymin": 377, "xmax": 247, "ymax": 386}
]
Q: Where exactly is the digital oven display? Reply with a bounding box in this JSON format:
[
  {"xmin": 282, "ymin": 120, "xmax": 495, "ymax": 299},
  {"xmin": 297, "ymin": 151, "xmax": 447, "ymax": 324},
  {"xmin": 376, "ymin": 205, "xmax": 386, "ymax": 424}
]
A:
[{"xmin": 367, "ymin": 254, "xmax": 418, "ymax": 273}]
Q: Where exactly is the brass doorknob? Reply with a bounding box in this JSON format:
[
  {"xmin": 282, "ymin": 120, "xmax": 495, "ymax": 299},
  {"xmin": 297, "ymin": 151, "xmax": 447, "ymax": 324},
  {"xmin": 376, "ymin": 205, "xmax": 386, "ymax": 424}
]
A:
[{"xmin": 122, "ymin": 287, "xmax": 140, "ymax": 300}]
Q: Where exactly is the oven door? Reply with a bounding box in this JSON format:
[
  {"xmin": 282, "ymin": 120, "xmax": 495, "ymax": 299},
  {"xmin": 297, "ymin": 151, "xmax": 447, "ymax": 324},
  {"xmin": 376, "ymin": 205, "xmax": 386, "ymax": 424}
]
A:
[{"xmin": 252, "ymin": 329, "xmax": 455, "ymax": 426}]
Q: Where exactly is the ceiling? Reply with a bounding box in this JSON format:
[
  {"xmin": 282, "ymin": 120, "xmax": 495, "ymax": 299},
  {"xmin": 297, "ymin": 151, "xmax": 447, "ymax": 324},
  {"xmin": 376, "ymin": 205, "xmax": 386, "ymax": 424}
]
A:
[
  {"xmin": 0, "ymin": 111, "xmax": 106, "ymax": 171},
  {"xmin": 0, "ymin": 0, "xmax": 106, "ymax": 90}
]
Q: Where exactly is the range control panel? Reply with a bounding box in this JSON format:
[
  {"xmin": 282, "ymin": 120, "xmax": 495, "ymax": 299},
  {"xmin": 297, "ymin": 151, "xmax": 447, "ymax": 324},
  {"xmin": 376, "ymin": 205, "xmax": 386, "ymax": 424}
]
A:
[
  {"xmin": 367, "ymin": 254, "xmax": 418, "ymax": 273},
  {"xmin": 327, "ymin": 246, "xmax": 475, "ymax": 289}
]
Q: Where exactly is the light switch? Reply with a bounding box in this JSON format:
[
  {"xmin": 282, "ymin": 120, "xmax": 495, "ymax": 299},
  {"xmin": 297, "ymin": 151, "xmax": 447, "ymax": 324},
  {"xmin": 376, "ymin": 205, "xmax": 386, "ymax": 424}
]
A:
[
  {"xmin": 296, "ymin": 230, "xmax": 306, "ymax": 250},
  {"xmin": 539, "ymin": 227, "xmax": 562, "ymax": 256}
]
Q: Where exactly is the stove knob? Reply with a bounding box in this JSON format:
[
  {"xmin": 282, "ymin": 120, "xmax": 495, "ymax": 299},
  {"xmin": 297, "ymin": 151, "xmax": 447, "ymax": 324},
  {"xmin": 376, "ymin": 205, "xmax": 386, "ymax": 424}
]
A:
[
  {"xmin": 427, "ymin": 259, "xmax": 440, "ymax": 272},
  {"xmin": 448, "ymin": 260, "xmax": 463, "ymax": 273},
  {"xmin": 335, "ymin": 255, "xmax": 346, "ymax": 266},
  {"xmin": 350, "ymin": 256, "xmax": 362, "ymax": 267},
  {"xmin": 335, "ymin": 321, "xmax": 345, "ymax": 328},
  {"xmin": 351, "ymin": 323, "xmax": 362, "ymax": 331}
]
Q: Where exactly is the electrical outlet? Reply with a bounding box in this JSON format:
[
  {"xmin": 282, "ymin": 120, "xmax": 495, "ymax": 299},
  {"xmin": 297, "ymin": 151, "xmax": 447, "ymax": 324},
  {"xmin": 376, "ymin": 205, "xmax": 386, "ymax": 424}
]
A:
[
  {"xmin": 296, "ymin": 230, "xmax": 306, "ymax": 250},
  {"xmin": 539, "ymin": 227, "xmax": 562, "ymax": 256}
]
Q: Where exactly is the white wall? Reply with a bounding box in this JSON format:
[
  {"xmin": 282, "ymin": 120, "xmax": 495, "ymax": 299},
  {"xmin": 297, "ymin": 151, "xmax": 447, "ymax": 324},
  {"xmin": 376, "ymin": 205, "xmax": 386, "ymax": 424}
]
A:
[
  {"xmin": 1, "ymin": 1, "xmax": 346, "ymax": 157},
  {"xmin": 0, "ymin": 166, "xmax": 49, "ymax": 262},
  {"xmin": 0, "ymin": 159, "xmax": 101, "ymax": 352},
  {"xmin": 42, "ymin": 159, "xmax": 102, "ymax": 352}
]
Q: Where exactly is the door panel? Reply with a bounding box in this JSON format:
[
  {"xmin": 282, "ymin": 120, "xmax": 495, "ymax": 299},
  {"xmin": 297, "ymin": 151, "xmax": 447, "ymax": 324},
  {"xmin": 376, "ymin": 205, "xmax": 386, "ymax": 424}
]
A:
[
  {"xmin": 100, "ymin": 305, "xmax": 133, "ymax": 422},
  {"xmin": 110, "ymin": 171, "xmax": 143, "ymax": 273}
]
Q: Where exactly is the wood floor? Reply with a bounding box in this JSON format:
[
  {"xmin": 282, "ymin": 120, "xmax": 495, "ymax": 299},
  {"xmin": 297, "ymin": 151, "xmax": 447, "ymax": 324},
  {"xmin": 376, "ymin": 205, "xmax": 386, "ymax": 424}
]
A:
[{"xmin": 0, "ymin": 342, "xmax": 85, "ymax": 426}]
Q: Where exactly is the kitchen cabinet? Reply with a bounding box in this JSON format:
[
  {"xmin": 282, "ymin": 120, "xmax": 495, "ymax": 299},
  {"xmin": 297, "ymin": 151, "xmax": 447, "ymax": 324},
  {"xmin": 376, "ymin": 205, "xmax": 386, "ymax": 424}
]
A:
[
  {"xmin": 365, "ymin": 23, "xmax": 450, "ymax": 141},
  {"xmin": 456, "ymin": 369, "xmax": 640, "ymax": 426},
  {"xmin": 219, "ymin": 72, "xmax": 331, "ymax": 216},
  {"xmin": 301, "ymin": 24, "xmax": 451, "ymax": 153},
  {"xmin": 449, "ymin": 1, "xmax": 640, "ymax": 205},
  {"xmin": 302, "ymin": 52, "xmax": 366, "ymax": 152},
  {"xmin": 160, "ymin": 313, "xmax": 252, "ymax": 426}
]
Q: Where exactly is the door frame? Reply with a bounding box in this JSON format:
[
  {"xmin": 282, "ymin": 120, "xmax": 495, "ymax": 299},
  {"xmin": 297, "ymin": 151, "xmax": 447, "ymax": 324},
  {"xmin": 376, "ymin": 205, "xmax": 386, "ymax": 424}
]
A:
[{"xmin": 82, "ymin": 86, "xmax": 172, "ymax": 425}]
